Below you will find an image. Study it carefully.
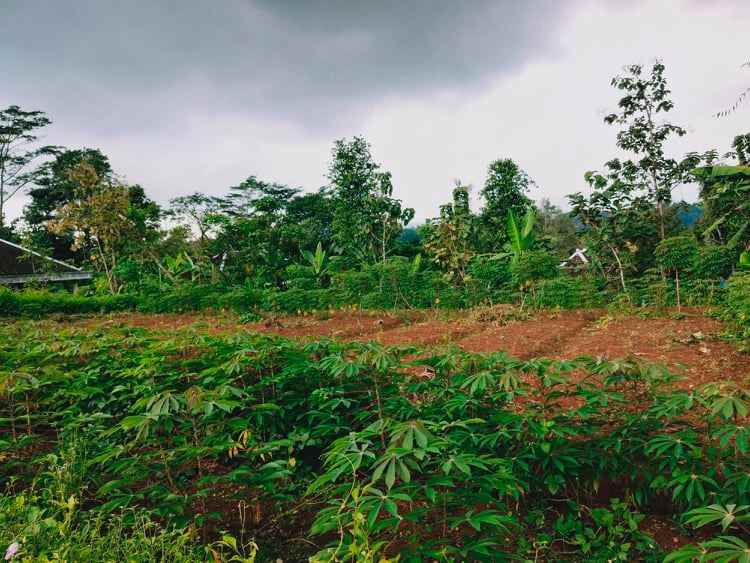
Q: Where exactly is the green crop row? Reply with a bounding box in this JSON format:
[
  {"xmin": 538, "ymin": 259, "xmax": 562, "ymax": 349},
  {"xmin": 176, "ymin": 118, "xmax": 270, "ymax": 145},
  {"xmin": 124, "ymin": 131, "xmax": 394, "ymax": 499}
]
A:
[{"xmin": 1, "ymin": 321, "xmax": 748, "ymax": 561}]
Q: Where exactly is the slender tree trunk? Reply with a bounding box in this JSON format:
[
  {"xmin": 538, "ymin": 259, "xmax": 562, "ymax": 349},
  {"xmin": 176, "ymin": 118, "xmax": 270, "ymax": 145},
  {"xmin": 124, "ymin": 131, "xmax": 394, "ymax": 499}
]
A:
[
  {"xmin": 0, "ymin": 177, "xmax": 5, "ymax": 230},
  {"xmin": 609, "ymin": 245, "xmax": 627, "ymax": 293},
  {"xmin": 656, "ymin": 200, "xmax": 666, "ymax": 241},
  {"xmin": 675, "ymin": 270, "xmax": 681, "ymax": 312}
]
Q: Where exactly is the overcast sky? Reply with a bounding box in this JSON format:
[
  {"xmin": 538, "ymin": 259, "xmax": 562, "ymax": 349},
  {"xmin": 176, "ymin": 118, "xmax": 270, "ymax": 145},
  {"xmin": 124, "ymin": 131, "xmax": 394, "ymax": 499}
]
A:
[{"xmin": 2, "ymin": 0, "xmax": 748, "ymax": 224}]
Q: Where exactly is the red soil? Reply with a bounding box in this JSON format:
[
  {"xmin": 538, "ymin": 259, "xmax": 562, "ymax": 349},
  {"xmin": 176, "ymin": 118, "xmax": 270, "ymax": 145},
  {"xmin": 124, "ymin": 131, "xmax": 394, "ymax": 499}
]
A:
[
  {"xmin": 78, "ymin": 307, "xmax": 749, "ymax": 387},
  {"xmin": 357, "ymin": 319, "xmax": 485, "ymax": 347},
  {"xmin": 457, "ymin": 310, "xmax": 600, "ymax": 358}
]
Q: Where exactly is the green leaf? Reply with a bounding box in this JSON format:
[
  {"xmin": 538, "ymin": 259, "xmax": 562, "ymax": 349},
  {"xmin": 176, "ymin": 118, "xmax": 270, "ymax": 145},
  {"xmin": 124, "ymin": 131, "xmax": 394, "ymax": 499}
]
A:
[{"xmin": 385, "ymin": 459, "xmax": 396, "ymax": 490}]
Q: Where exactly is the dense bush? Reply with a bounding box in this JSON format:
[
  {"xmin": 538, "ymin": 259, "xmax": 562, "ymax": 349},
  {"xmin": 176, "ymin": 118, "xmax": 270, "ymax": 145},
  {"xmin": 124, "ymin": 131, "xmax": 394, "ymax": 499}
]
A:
[
  {"xmin": 627, "ymin": 274, "xmax": 726, "ymax": 308},
  {"xmin": 0, "ymin": 287, "xmax": 135, "ymax": 317},
  {"xmin": 725, "ymin": 272, "xmax": 750, "ymax": 341},
  {"xmin": 282, "ymin": 263, "xmax": 318, "ymax": 290},
  {"xmin": 511, "ymin": 250, "xmax": 560, "ymax": 287},
  {"xmin": 530, "ymin": 276, "xmax": 606, "ymax": 309},
  {"xmin": 333, "ymin": 258, "xmax": 446, "ymax": 309},
  {"xmin": 467, "ymin": 255, "xmax": 512, "ymax": 291},
  {"xmin": 693, "ymin": 245, "xmax": 737, "ymax": 280}
]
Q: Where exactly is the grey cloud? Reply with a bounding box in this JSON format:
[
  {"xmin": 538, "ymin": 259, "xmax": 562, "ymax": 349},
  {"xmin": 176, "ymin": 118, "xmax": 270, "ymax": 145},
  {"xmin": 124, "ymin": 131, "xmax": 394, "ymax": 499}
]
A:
[{"xmin": 2, "ymin": 1, "xmax": 575, "ymax": 134}]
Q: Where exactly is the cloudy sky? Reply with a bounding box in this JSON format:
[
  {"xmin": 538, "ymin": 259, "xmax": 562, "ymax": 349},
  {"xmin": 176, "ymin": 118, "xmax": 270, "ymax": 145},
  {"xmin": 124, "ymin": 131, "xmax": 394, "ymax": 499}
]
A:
[{"xmin": 2, "ymin": 0, "xmax": 748, "ymax": 223}]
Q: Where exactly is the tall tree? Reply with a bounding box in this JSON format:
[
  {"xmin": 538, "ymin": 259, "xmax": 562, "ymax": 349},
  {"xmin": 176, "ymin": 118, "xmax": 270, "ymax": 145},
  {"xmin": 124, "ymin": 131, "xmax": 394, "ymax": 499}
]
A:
[
  {"xmin": 217, "ymin": 175, "xmax": 299, "ymax": 218},
  {"xmin": 0, "ymin": 105, "xmax": 58, "ymax": 230},
  {"xmin": 478, "ymin": 158, "xmax": 533, "ymax": 251},
  {"xmin": 328, "ymin": 137, "xmax": 413, "ymax": 264},
  {"xmin": 47, "ymin": 162, "xmax": 157, "ymax": 293},
  {"xmin": 600, "ymin": 61, "xmax": 696, "ymax": 240},
  {"xmin": 166, "ymin": 192, "xmax": 222, "ymax": 246},
  {"xmin": 282, "ymin": 188, "xmax": 336, "ymax": 254},
  {"xmin": 24, "ymin": 148, "xmax": 112, "ymax": 261},
  {"xmin": 208, "ymin": 176, "xmax": 301, "ymax": 284}
]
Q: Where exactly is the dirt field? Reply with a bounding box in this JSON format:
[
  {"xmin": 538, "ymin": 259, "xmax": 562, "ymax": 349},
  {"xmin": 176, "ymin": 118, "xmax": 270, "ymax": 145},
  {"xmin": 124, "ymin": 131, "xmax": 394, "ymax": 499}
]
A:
[{"xmin": 72, "ymin": 306, "xmax": 749, "ymax": 388}]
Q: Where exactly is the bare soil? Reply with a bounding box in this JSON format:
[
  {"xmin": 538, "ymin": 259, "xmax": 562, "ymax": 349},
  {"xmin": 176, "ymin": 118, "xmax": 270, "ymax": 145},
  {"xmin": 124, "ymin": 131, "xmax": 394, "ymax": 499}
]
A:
[{"xmin": 77, "ymin": 306, "xmax": 749, "ymax": 387}]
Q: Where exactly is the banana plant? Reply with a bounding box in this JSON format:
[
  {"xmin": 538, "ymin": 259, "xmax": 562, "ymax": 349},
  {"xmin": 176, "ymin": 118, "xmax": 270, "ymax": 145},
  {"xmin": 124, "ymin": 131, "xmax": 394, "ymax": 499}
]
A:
[
  {"xmin": 302, "ymin": 242, "xmax": 329, "ymax": 284},
  {"xmin": 506, "ymin": 208, "xmax": 536, "ymax": 263}
]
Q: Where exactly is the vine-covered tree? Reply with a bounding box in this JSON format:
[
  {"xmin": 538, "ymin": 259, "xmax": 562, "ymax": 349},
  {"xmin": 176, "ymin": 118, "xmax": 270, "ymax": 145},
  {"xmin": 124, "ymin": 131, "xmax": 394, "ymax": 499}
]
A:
[
  {"xmin": 424, "ymin": 181, "xmax": 475, "ymax": 284},
  {"xmin": 0, "ymin": 105, "xmax": 59, "ymax": 232}
]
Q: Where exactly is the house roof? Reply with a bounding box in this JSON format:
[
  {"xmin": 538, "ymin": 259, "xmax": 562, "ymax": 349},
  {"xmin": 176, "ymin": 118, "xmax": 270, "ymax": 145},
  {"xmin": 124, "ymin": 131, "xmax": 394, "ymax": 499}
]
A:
[
  {"xmin": 560, "ymin": 248, "xmax": 589, "ymax": 268},
  {"xmin": 0, "ymin": 237, "xmax": 92, "ymax": 284}
]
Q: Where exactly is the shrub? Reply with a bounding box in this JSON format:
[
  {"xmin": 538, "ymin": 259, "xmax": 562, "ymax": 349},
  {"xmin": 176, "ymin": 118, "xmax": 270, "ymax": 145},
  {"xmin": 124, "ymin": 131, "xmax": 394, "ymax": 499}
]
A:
[
  {"xmin": 283, "ymin": 264, "xmax": 318, "ymax": 290},
  {"xmin": 511, "ymin": 250, "xmax": 560, "ymax": 287},
  {"xmin": 531, "ymin": 276, "xmax": 606, "ymax": 309},
  {"xmin": 725, "ymin": 272, "xmax": 750, "ymax": 341},
  {"xmin": 0, "ymin": 287, "xmax": 135, "ymax": 317},
  {"xmin": 694, "ymin": 245, "xmax": 737, "ymax": 280},
  {"xmin": 332, "ymin": 258, "xmax": 445, "ymax": 309},
  {"xmin": 272, "ymin": 288, "xmax": 337, "ymax": 313},
  {"xmin": 467, "ymin": 255, "xmax": 512, "ymax": 291},
  {"xmin": 655, "ymin": 235, "xmax": 699, "ymax": 310}
]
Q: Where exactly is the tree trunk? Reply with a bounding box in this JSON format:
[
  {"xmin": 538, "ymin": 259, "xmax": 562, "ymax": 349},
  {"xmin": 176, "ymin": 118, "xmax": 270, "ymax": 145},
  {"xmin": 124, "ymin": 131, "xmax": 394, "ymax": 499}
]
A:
[
  {"xmin": 609, "ymin": 245, "xmax": 627, "ymax": 293},
  {"xmin": 675, "ymin": 270, "xmax": 681, "ymax": 312},
  {"xmin": 657, "ymin": 200, "xmax": 666, "ymax": 241}
]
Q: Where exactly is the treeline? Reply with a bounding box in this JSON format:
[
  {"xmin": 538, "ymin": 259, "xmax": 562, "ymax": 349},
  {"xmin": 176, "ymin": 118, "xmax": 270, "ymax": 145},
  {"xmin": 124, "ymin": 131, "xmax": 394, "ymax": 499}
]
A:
[{"xmin": 0, "ymin": 61, "xmax": 748, "ymax": 316}]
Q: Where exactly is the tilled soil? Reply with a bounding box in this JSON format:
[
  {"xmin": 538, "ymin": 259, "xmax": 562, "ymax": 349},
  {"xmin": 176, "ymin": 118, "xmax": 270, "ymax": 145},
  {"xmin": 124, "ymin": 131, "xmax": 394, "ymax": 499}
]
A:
[
  {"xmin": 77, "ymin": 307, "xmax": 749, "ymax": 387},
  {"xmin": 457, "ymin": 310, "xmax": 601, "ymax": 358}
]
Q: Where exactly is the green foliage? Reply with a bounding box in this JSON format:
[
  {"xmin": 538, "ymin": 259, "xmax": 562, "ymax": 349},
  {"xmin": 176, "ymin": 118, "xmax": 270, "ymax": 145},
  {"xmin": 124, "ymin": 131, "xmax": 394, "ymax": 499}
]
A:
[
  {"xmin": 333, "ymin": 258, "xmax": 444, "ymax": 309},
  {"xmin": 530, "ymin": 276, "xmax": 606, "ymax": 309},
  {"xmin": 467, "ymin": 255, "xmax": 512, "ymax": 292},
  {"xmin": 694, "ymin": 245, "xmax": 737, "ymax": 279},
  {"xmin": 655, "ymin": 235, "xmax": 699, "ymax": 274},
  {"xmin": 511, "ymin": 249, "xmax": 559, "ymax": 287},
  {"xmin": 328, "ymin": 137, "xmax": 414, "ymax": 264},
  {"xmin": 655, "ymin": 235, "xmax": 699, "ymax": 310},
  {"xmin": 0, "ymin": 286, "xmax": 135, "ymax": 317},
  {"xmin": 725, "ymin": 272, "xmax": 750, "ymax": 342},
  {"xmin": 694, "ymin": 156, "xmax": 750, "ymax": 250},
  {"xmin": 536, "ymin": 198, "xmax": 580, "ymax": 258},
  {"xmin": 283, "ymin": 263, "xmax": 318, "ymax": 290},
  {"xmin": 506, "ymin": 207, "xmax": 536, "ymax": 262},
  {"xmin": 423, "ymin": 182, "xmax": 475, "ymax": 284},
  {"xmin": 1, "ymin": 316, "xmax": 748, "ymax": 560},
  {"xmin": 477, "ymin": 158, "xmax": 533, "ymax": 251}
]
